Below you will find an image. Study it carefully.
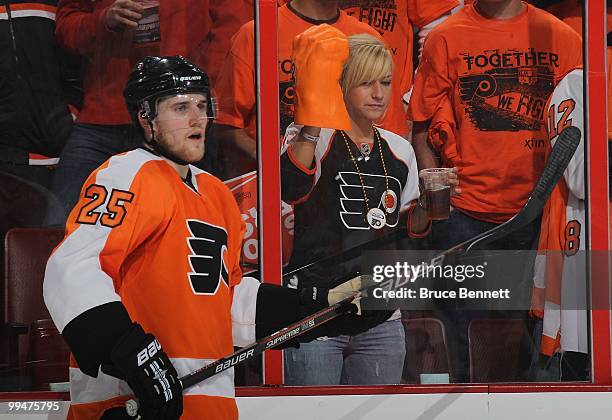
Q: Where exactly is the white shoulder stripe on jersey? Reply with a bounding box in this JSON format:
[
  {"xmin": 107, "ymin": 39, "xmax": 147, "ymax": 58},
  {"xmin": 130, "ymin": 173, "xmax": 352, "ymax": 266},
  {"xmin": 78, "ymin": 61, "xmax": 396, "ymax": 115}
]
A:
[
  {"xmin": 376, "ymin": 128, "xmax": 420, "ymax": 210},
  {"xmin": 44, "ymin": 150, "xmax": 162, "ymax": 332},
  {"xmin": 376, "ymin": 127, "xmax": 417, "ymax": 170},
  {"xmin": 0, "ymin": 10, "xmax": 55, "ymax": 20}
]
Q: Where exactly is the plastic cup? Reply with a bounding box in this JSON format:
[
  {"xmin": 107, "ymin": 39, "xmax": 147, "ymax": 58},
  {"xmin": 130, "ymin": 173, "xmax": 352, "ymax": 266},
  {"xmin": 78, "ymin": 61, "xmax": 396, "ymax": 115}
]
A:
[
  {"xmin": 134, "ymin": 0, "xmax": 160, "ymax": 45},
  {"xmin": 419, "ymin": 168, "xmax": 452, "ymax": 220}
]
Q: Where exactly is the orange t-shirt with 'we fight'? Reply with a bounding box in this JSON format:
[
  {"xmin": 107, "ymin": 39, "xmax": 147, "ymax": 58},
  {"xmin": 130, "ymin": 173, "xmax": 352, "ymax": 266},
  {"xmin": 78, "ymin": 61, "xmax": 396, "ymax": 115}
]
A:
[{"xmin": 409, "ymin": 3, "xmax": 582, "ymax": 223}]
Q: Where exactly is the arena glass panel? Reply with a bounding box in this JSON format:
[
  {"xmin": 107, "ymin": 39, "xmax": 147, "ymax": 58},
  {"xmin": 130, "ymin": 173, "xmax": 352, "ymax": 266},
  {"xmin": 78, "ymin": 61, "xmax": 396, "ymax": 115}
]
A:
[
  {"xmin": 584, "ymin": 0, "xmax": 612, "ymax": 385},
  {"xmin": 264, "ymin": 0, "xmax": 610, "ymax": 390},
  {"xmin": 0, "ymin": 0, "xmax": 263, "ymax": 394},
  {"xmin": 0, "ymin": 0, "xmax": 609, "ymax": 413},
  {"xmin": 212, "ymin": 0, "xmax": 264, "ymax": 388}
]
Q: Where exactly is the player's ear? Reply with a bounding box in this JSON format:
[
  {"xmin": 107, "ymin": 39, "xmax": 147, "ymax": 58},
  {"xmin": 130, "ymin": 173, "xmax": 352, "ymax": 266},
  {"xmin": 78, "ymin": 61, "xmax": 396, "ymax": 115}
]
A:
[{"xmin": 138, "ymin": 111, "xmax": 154, "ymax": 139}]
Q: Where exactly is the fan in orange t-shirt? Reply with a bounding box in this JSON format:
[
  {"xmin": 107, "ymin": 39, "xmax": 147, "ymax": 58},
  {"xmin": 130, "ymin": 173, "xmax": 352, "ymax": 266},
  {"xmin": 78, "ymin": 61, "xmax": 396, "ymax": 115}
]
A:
[
  {"xmin": 409, "ymin": 0, "xmax": 582, "ymax": 240},
  {"xmin": 409, "ymin": 0, "xmax": 582, "ymax": 382},
  {"xmin": 279, "ymin": 1, "xmax": 463, "ymax": 133},
  {"xmin": 458, "ymin": 1, "xmax": 612, "ymax": 189}
]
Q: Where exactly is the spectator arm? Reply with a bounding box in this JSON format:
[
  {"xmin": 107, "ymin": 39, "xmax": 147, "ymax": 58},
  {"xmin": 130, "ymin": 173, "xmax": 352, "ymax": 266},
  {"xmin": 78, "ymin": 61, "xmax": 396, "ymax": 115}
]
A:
[
  {"xmin": 56, "ymin": 0, "xmax": 111, "ymax": 55},
  {"xmin": 412, "ymin": 120, "xmax": 440, "ymax": 170}
]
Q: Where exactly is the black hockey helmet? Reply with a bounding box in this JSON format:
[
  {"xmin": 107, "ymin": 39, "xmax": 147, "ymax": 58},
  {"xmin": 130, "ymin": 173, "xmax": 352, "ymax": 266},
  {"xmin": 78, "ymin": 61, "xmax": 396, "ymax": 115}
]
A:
[{"xmin": 123, "ymin": 55, "xmax": 214, "ymax": 121}]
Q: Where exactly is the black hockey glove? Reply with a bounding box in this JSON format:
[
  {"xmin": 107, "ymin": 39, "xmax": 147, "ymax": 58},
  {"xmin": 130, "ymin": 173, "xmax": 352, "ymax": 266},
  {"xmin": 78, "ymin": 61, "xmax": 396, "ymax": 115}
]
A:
[
  {"xmin": 102, "ymin": 323, "xmax": 183, "ymax": 420},
  {"xmin": 256, "ymin": 275, "xmax": 393, "ymax": 345}
]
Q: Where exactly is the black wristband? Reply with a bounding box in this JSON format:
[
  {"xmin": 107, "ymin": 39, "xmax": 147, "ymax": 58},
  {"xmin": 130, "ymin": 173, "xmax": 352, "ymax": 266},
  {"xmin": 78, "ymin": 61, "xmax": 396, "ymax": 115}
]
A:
[
  {"xmin": 62, "ymin": 302, "xmax": 133, "ymax": 377},
  {"xmin": 298, "ymin": 286, "xmax": 329, "ymax": 308},
  {"xmin": 255, "ymin": 283, "xmax": 331, "ymax": 341},
  {"xmin": 255, "ymin": 283, "xmax": 301, "ymax": 339}
]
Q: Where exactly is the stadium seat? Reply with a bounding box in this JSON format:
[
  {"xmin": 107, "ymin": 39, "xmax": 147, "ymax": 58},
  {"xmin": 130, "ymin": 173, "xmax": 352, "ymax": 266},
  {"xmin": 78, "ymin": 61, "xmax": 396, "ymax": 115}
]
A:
[
  {"xmin": 2, "ymin": 227, "xmax": 67, "ymax": 390},
  {"xmin": 402, "ymin": 317, "xmax": 453, "ymax": 383},
  {"xmin": 468, "ymin": 318, "xmax": 526, "ymax": 382},
  {"xmin": 25, "ymin": 319, "xmax": 70, "ymax": 390},
  {"xmin": 0, "ymin": 172, "xmax": 65, "ymax": 376}
]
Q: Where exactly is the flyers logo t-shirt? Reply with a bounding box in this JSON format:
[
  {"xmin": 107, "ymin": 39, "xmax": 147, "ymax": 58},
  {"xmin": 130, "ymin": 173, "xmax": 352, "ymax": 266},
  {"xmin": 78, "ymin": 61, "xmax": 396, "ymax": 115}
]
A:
[
  {"xmin": 409, "ymin": 3, "xmax": 582, "ymax": 223},
  {"xmin": 457, "ymin": 50, "xmax": 556, "ymax": 131}
]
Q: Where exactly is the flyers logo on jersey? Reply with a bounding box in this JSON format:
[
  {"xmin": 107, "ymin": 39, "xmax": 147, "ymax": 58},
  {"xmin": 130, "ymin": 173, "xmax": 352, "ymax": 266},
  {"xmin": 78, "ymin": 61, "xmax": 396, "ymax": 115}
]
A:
[
  {"xmin": 337, "ymin": 171, "xmax": 401, "ymax": 230},
  {"xmin": 186, "ymin": 220, "xmax": 230, "ymax": 295}
]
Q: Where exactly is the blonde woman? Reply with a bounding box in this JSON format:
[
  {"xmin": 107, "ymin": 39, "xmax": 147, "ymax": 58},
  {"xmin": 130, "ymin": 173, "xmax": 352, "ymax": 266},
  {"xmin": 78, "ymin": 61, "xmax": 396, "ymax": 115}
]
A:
[{"xmin": 280, "ymin": 27, "xmax": 456, "ymax": 385}]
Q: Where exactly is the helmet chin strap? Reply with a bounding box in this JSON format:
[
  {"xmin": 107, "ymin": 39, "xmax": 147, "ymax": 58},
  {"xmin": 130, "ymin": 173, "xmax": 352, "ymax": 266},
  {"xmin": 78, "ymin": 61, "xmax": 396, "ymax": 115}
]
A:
[{"xmin": 146, "ymin": 120, "xmax": 191, "ymax": 166}]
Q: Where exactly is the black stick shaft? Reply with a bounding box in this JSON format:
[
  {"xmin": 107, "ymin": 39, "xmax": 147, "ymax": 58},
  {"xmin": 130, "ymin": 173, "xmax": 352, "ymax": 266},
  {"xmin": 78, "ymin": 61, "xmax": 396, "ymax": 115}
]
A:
[
  {"xmin": 441, "ymin": 126, "xmax": 581, "ymax": 256},
  {"xmin": 181, "ymin": 296, "xmax": 355, "ymax": 389},
  {"xmin": 125, "ymin": 296, "xmax": 357, "ymax": 416}
]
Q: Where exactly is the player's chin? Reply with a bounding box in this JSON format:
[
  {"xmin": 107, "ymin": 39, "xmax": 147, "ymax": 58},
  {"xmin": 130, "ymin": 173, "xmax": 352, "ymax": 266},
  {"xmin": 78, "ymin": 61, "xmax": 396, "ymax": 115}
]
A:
[{"xmin": 183, "ymin": 146, "xmax": 205, "ymax": 164}]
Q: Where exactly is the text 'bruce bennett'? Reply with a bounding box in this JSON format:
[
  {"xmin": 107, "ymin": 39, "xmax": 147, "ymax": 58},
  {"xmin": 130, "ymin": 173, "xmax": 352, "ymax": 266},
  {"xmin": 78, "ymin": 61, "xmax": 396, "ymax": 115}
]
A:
[{"xmin": 372, "ymin": 287, "xmax": 511, "ymax": 300}]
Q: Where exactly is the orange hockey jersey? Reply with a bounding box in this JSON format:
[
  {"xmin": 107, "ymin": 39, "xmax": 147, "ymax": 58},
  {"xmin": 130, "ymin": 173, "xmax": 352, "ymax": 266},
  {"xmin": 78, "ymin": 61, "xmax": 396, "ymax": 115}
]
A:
[
  {"xmin": 532, "ymin": 68, "xmax": 587, "ymax": 356},
  {"xmin": 44, "ymin": 148, "xmax": 261, "ymax": 419}
]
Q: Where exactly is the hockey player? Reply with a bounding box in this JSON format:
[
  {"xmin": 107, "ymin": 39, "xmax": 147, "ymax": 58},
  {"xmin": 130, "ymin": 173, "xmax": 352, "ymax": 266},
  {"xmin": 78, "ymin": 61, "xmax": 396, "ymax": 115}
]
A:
[{"xmin": 43, "ymin": 56, "xmax": 380, "ymax": 419}]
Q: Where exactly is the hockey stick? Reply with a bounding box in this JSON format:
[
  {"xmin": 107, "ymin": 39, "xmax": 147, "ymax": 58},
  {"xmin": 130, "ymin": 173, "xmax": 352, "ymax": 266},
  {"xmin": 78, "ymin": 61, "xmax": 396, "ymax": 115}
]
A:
[
  {"xmin": 125, "ymin": 126, "xmax": 580, "ymax": 416},
  {"xmin": 125, "ymin": 294, "xmax": 358, "ymax": 417},
  {"xmin": 285, "ymin": 126, "xmax": 582, "ymax": 279},
  {"xmin": 432, "ymin": 125, "xmax": 581, "ymax": 259}
]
